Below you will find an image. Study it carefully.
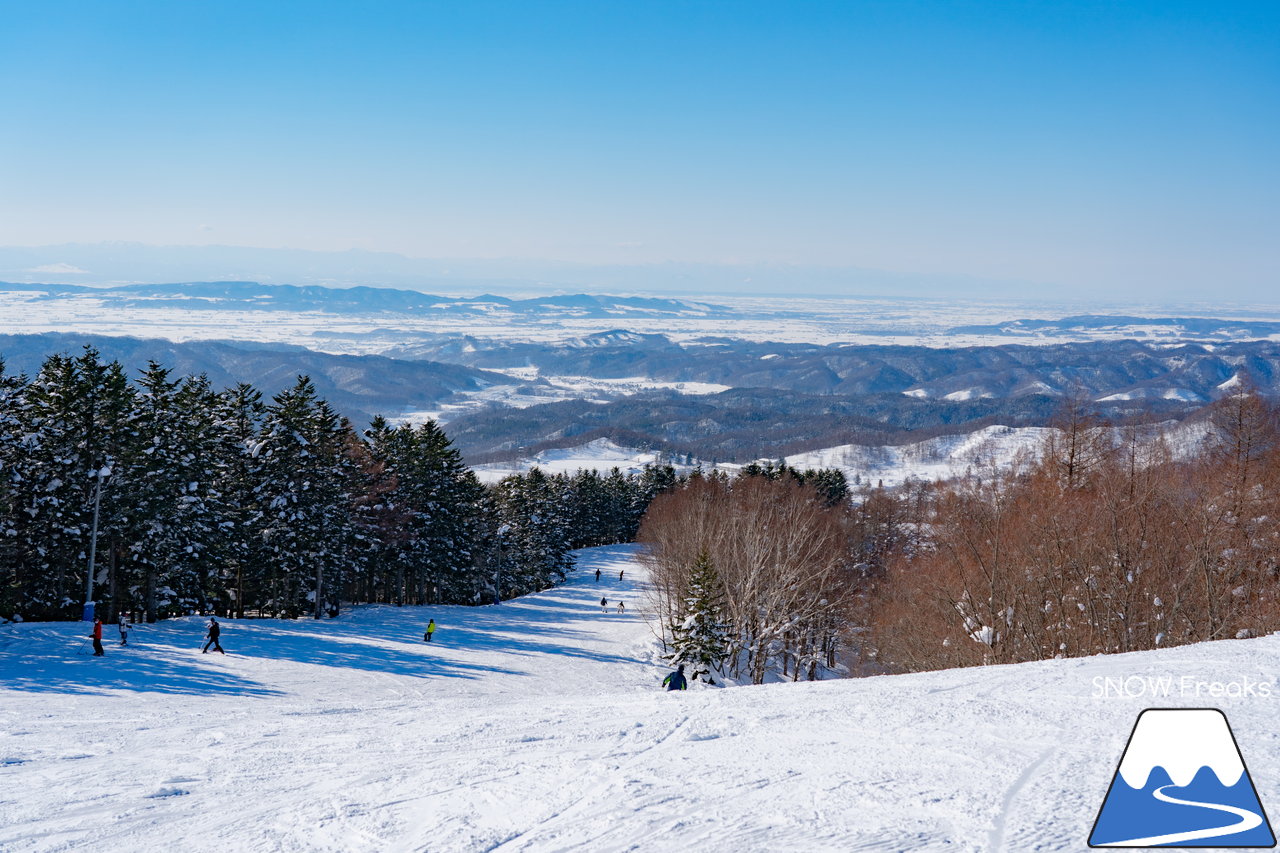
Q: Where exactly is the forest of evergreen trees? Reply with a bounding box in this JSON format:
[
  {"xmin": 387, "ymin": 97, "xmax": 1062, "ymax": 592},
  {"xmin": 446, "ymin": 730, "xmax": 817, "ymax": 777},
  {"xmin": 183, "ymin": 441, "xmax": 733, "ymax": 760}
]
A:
[{"xmin": 0, "ymin": 348, "xmax": 676, "ymax": 623}]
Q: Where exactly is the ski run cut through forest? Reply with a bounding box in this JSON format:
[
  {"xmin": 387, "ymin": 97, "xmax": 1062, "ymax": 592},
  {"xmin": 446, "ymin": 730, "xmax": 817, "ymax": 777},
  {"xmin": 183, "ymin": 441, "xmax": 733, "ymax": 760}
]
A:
[{"xmin": 4, "ymin": 544, "xmax": 1280, "ymax": 852}]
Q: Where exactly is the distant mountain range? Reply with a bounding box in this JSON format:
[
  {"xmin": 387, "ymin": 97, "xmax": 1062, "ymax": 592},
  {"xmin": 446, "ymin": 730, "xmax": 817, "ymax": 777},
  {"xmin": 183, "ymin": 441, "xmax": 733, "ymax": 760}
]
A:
[
  {"xmin": 0, "ymin": 280, "xmax": 722, "ymax": 319},
  {"xmin": 0, "ymin": 333, "xmax": 506, "ymax": 427},
  {"xmin": 394, "ymin": 333, "xmax": 1280, "ymax": 404},
  {"xmin": 950, "ymin": 314, "xmax": 1280, "ymax": 339},
  {"xmin": 3, "ymin": 328, "xmax": 1279, "ymax": 461},
  {"xmin": 3, "ymin": 280, "xmax": 1280, "ymax": 463}
]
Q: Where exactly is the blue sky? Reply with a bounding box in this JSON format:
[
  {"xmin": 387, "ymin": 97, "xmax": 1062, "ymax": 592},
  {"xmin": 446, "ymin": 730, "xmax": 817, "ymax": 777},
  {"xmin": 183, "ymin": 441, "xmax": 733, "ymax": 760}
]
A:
[{"xmin": 0, "ymin": 1, "xmax": 1276, "ymax": 297}]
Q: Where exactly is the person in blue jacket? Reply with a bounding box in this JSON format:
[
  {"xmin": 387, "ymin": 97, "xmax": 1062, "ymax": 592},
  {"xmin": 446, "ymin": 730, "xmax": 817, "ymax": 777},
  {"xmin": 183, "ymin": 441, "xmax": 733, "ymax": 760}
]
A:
[{"xmin": 663, "ymin": 664, "xmax": 688, "ymax": 691}]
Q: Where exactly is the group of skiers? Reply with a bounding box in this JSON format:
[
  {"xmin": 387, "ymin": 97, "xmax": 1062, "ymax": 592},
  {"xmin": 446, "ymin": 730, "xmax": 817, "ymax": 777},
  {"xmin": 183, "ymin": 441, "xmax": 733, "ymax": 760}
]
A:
[
  {"xmin": 88, "ymin": 615, "xmax": 129, "ymax": 656},
  {"xmin": 87, "ymin": 614, "xmax": 224, "ymax": 656},
  {"xmin": 85, "ymin": 571, "xmax": 694, "ymax": 692},
  {"xmin": 594, "ymin": 565, "xmax": 627, "ymax": 613}
]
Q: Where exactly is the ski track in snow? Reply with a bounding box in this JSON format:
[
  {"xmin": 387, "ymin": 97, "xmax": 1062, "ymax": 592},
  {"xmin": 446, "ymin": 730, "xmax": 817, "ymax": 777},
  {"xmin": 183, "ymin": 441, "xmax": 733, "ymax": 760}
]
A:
[{"xmin": 3, "ymin": 543, "xmax": 1280, "ymax": 852}]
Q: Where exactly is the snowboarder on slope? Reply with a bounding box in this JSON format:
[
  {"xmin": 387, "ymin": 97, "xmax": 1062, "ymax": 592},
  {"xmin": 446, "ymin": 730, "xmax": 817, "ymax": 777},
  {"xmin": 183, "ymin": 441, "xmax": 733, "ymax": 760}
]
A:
[
  {"xmin": 424, "ymin": 619, "xmax": 436, "ymax": 643},
  {"xmin": 91, "ymin": 617, "xmax": 105, "ymax": 656},
  {"xmin": 600, "ymin": 596, "xmax": 609, "ymax": 612},
  {"xmin": 203, "ymin": 616, "xmax": 225, "ymax": 654},
  {"xmin": 663, "ymin": 664, "xmax": 687, "ymax": 691},
  {"xmin": 118, "ymin": 613, "xmax": 129, "ymax": 646}
]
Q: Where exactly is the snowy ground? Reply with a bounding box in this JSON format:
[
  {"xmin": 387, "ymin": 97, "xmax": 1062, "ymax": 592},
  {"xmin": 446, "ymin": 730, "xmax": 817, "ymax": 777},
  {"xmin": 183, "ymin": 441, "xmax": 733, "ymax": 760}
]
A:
[
  {"xmin": 4, "ymin": 544, "xmax": 1280, "ymax": 852},
  {"xmin": 469, "ymin": 439, "xmax": 685, "ymax": 484}
]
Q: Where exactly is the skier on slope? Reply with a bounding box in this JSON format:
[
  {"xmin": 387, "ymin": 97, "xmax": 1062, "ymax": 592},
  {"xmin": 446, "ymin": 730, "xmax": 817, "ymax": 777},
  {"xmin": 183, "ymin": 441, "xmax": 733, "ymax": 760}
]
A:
[
  {"xmin": 91, "ymin": 617, "xmax": 105, "ymax": 657},
  {"xmin": 118, "ymin": 613, "xmax": 129, "ymax": 646},
  {"xmin": 203, "ymin": 616, "xmax": 225, "ymax": 654},
  {"xmin": 595, "ymin": 568, "xmax": 601, "ymax": 582},
  {"xmin": 600, "ymin": 596, "xmax": 608, "ymax": 612},
  {"xmin": 424, "ymin": 619, "xmax": 436, "ymax": 643},
  {"xmin": 617, "ymin": 601, "xmax": 625, "ymax": 614},
  {"xmin": 663, "ymin": 664, "xmax": 687, "ymax": 691}
]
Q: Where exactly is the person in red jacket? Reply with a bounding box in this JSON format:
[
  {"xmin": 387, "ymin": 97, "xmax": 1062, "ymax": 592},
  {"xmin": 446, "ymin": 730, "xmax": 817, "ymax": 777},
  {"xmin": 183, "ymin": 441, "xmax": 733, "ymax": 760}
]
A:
[{"xmin": 91, "ymin": 617, "xmax": 105, "ymax": 656}]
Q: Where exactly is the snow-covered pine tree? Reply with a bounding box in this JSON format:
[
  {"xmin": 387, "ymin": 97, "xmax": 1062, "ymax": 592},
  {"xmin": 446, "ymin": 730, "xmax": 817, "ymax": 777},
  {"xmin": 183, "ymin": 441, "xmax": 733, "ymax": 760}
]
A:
[
  {"xmin": 256, "ymin": 376, "xmax": 357, "ymax": 618},
  {"xmin": 16, "ymin": 349, "xmax": 133, "ymax": 619},
  {"xmin": 669, "ymin": 548, "xmax": 731, "ymax": 683},
  {"xmin": 401, "ymin": 419, "xmax": 486, "ymax": 603},
  {"xmin": 632, "ymin": 463, "xmax": 676, "ymax": 532},
  {"xmin": 600, "ymin": 467, "xmax": 637, "ymax": 544},
  {"xmin": 117, "ymin": 364, "xmax": 229, "ymax": 620},
  {"xmin": 490, "ymin": 467, "xmax": 574, "ymax": 598},
  {"xmin": 0, "ymin": 359, "xmax": 29, "ymax": 619},
  {"xmin": 171, "ymin": 374, "xmax": 229, "ymax": 613},
  {"xmin": 211, "ymin": 383, "xmax": 267, "ymax": 617},
  {"xmin": 119, "ymin": 361, "xmax": 190, "ymax": 621}
]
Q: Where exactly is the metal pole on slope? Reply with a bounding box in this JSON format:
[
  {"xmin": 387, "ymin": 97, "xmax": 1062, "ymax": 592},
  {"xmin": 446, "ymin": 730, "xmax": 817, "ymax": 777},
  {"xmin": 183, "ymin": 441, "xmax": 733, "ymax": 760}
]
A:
[
  {"xmin": 494, "ymin": 523, "xmax": 510, "ymax": 605},
  {"xmin": 82, "ymin": 464, "xmax": 111, "ymax": 622}
]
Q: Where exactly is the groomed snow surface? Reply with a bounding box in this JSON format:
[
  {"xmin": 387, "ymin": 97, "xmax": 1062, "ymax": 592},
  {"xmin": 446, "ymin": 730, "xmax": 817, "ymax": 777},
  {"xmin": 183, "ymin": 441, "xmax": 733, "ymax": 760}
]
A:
[{"xmin": 4, "ymin": 544, "xmax": 1280, "ymax": 852}]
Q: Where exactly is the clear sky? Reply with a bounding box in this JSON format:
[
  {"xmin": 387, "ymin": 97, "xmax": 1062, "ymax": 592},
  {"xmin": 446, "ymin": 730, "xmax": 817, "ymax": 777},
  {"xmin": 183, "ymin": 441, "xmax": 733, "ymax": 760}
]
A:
[{"xmin": 1, "ymin": 1, "xmax": 1276, "ymax": 298}]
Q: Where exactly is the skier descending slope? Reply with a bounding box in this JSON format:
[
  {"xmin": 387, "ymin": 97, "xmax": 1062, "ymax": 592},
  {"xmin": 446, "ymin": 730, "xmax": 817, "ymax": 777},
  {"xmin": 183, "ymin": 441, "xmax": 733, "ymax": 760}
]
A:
[
  {"xmin": 203, "ymin": 617, "xmax": 225, "ymax": 654},
  {"xmin": 91, "ymin": 617, "xmax": 105, "ymax": 657},
  {"xmin": 663, "ymin": 664, "xmax": 688, "ymax": 691},
  {"xmin": 424, "ymin": 619, "xmax": 436, "ymax": 643},
  {"xmin": 600, "ymin": 596, "xmax": 608, "ymax": 612}
]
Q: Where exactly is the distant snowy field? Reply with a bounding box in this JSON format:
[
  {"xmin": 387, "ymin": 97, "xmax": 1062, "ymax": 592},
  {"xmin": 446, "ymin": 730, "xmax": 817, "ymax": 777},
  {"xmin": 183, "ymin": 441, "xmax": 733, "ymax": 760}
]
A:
[
  {"xmin": 4, "ymin": 544, "xmax": 1279, "ymax": 852},
  {"xmin": 6, "ymin": 289, "xmax": 1280, "ymax": 353}
]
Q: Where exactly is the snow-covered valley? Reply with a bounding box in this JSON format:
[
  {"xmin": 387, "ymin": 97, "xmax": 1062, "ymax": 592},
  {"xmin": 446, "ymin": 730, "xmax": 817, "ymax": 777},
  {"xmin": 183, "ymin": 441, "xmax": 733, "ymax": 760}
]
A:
[{"xmin": 4, "ymin": 544, "xmax": 1279, "ymax": 852}]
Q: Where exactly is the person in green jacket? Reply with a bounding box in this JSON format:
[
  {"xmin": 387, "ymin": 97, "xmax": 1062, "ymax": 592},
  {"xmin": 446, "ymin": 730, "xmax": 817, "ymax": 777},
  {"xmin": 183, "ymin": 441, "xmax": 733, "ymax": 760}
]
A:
[
  {"xmin": 424, "ymin": 619, "xmax": 436, "ymax": 643},
  {"xmin": 663, "ymin": 664, "xmax": 688, "ymax": 691}
]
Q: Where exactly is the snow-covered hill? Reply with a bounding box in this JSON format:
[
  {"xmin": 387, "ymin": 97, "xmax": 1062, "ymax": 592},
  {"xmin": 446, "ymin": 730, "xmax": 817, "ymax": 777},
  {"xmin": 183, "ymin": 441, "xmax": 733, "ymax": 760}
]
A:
[
  {"xmin": 782, "ymin": 424, "xmax": 1055, "ymax": 488},
  {"xmin": 470, "ymin": 438, "xmax": 685, "ymax": 484},
  {"xmin": 3, "ymin": 544, "xmax": 1279, "ymax": 851}
]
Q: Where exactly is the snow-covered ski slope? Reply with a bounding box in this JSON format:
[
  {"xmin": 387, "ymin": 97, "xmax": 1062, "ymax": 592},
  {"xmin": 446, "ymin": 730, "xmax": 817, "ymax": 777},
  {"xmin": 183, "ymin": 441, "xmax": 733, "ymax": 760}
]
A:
[{"xmin": 3, "ymin": 544, "xmax": 1280, "ymax": 852}]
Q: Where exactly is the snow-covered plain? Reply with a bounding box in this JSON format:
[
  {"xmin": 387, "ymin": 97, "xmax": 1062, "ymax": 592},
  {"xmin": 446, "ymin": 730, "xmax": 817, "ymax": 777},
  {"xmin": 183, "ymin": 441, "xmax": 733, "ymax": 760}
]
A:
[
  {"xmin": 396, "ymin": 373, "xmax": 732, "ymax": 427},
  {"xmin": 7, "ymin": 288, "xmax": 1280, "ymax": 353},
  {"xmin": 4, "ymin": 545, "xmax": 1280, "ymax": 852}
]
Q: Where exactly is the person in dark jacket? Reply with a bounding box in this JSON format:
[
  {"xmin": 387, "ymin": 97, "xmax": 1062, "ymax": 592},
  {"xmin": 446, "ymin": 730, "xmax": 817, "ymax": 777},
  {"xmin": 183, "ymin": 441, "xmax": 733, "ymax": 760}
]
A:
[
  {"xmin": 600, "ymin": 596, "xmax": 608, "ymax": 612},
  {"xmin": 663, "ymin": 664, "xmax": 687, "ymax": 691},
  {"xmin": 203, "ymin": 617, "xmax": 225, "ymax": 654},
  {"xmin": 91, "ymin": 617, "xmax": 105, "ymax": 656},
  {"xmin": 595, "ymin": 568, "xmax": 601, "ymax": 582}
]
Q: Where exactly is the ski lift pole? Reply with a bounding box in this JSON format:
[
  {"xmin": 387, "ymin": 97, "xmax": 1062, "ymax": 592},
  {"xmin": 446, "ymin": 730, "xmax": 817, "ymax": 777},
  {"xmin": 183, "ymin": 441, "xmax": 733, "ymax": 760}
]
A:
[
  {"xmin": 495, "ymin": 523, "xmax": 511, "ymax": 605},
  {"xmin": 82, "ymin": 464, "xmax": 111, "ymax": 622}
]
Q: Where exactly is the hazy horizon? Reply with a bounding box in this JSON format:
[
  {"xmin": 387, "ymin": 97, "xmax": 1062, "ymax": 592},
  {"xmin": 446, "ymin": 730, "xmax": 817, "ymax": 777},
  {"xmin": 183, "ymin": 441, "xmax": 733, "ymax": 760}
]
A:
[
  {"xmin": 2, "ymin": 3, "xmax": 1277, "ymax": 301},
  {"xmin": 4, "ymin": 241, "xmax": 1280, "ymax": 309}
]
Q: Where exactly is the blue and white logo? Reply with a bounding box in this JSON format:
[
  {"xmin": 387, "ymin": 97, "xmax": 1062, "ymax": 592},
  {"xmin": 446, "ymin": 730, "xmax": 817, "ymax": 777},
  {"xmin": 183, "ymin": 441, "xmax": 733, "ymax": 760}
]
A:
[{"xmin": 1090, "ymin": 708, "xmax": 1275, "ymax": 848}]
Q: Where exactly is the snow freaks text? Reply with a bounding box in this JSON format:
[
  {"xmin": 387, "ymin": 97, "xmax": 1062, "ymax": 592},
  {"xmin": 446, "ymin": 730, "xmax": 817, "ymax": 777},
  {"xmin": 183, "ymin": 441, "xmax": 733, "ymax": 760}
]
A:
[{"xmin": 1092, "ymin": 676, "xmax": 1275, "ymax": 700}]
